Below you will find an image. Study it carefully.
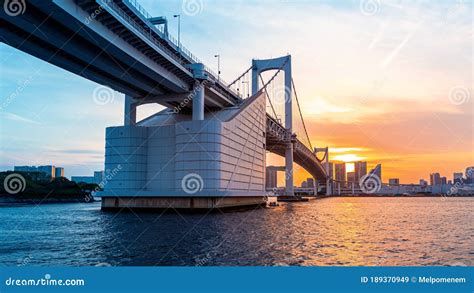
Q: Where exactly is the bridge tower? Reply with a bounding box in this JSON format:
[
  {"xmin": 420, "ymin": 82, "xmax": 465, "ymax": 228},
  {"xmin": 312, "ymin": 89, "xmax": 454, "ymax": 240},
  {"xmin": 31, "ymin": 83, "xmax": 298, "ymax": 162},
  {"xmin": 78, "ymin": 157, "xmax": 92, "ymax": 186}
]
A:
[{"xmin": 251, "ymin": 55, "xmax": 294, "ymax": 196}]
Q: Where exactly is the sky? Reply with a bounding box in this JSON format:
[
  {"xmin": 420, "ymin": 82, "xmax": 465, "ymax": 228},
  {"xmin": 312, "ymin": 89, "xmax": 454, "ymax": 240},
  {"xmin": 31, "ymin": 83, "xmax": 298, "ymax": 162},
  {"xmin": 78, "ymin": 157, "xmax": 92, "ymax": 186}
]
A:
[{"xmin": 0, "ymin": 0, "xmax": 472, "ymax": 184}]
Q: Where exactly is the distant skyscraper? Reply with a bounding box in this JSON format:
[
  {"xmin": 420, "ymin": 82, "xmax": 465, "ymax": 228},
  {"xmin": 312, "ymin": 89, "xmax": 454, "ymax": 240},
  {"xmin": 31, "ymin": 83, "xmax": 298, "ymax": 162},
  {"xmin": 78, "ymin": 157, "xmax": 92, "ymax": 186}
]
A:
[
  {"xmin": 329, "ymin": 163, "xmax": 334, "ymax": 179},
  {"xmin": 466, "ymin": 167, "xmax": 474, "ymax": 184},
  {"xmin": 301, "ymin": 181, "xmax": 308, "ymax": 188},
  {"xmin": 368, "ymin": 164, "xmax": 382, "ymax": 181},
  {"xmin": 430, "ymin": 173, "xmax": 441, "ymax": 185},
  {"xmin": 419, "ymin": 179, "xmax": 428, "ymax": 186},
  {"xmin": 15, "ymin": 165, "xmax": 59, "ymax": 179},
  {"xmin": 55, "ymin": 167, "xmax": 65, "ymax": 178},
  {"xmin": 94, "ymin": 171, "xmax": 104, "ymax": 183},
  {"xmin": 347, "ymin": 172, "xmax": 355, "ymax": 182},
  {"xmin": 441, "ymin": 177, "xmax": 447, "ymax": 185},
  {"xmin": 72, "ymin": 170, "xmax": 105, "ymax": 185},
  {"xmin": 453, "ymin": 172, "xmax": 463, "ymax": 184},
  {"xmin": 37, "ymin": 165, "xmax": 55, "ymax": 178},
  {"xmin": 266, "ymin": 167, "xmax": 278, "ymax": 189},
  {"xmin": 335, "ymin": 163, "xmax": 346, "ymax": 182},
  {"xmin": 306, "ymin": 178, "xmax": 314, "ymax": 188},
  {"xmin": 14, "ymin": 166, "xmax": 37, "ymax": 172},
  {"xmin": 389, "ymin": 178, "xmax": 400, "ymax": 185},
  {"xmin": 354, "ymin": 161, "xmax": 367, "ymax": 183}
]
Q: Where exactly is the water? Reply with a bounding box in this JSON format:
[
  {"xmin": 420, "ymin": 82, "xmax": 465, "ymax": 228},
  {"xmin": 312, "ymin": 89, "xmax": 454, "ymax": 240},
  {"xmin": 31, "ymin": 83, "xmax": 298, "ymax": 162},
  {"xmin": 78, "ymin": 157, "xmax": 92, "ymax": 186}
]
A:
[{"xmin": 0, "ymin": 197, "xmax": 472, "ymax": 266}]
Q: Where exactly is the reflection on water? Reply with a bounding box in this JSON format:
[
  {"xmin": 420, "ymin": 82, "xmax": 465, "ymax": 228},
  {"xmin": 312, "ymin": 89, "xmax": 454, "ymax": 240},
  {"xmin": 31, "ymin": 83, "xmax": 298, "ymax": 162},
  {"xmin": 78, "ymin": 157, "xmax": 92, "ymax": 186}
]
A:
[{"xmin": 0, "ymin": 197, "xmax": 472, "ymax": 266}]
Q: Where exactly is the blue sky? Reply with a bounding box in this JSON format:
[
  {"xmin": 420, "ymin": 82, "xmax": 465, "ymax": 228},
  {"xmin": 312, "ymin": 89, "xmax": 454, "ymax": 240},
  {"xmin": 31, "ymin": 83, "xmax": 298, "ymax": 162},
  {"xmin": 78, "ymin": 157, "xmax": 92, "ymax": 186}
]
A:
[{"xmin": 1, "ymin": 0, "xmax": 472, "ymax": 181}]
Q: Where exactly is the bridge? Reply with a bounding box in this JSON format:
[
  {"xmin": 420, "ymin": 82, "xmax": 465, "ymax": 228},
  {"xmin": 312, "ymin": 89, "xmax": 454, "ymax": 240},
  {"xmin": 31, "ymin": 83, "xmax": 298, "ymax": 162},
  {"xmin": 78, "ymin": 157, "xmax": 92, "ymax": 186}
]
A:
[{"xmin": 1, "ymin": 0, "xmax": 333, "ymax": 209}]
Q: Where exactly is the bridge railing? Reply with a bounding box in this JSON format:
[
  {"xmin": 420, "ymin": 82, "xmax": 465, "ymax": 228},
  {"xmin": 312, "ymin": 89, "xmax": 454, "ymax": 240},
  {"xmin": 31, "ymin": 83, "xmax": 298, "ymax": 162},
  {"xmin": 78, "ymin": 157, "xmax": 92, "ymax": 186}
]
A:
[{"xmin": 120, "ymin": 0, "xmax": 240, "ymax": 98}]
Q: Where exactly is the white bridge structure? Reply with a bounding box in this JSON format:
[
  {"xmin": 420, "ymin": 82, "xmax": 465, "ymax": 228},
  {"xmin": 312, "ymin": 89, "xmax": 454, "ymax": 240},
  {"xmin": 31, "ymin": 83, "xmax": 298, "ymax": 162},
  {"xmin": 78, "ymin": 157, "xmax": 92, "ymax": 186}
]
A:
[{"xmin": 1, "ymin": 0, "xmax": 332, "ymax": 209}]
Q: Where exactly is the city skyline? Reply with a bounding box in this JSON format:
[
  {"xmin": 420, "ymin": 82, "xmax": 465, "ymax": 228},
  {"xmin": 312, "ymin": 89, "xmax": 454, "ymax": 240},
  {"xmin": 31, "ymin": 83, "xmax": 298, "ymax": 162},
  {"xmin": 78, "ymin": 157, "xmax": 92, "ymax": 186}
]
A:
[{"xmin": 1, "ymin": 0, "xmax": 472, "ymax": 183}]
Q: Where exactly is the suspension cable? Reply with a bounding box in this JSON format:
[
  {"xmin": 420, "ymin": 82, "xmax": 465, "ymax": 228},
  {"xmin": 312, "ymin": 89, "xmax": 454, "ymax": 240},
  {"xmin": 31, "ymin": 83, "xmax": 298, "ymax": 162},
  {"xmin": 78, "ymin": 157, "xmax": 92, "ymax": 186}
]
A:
[
  {"xmin": 259, "ymin": 74, "xmax": 278, "ymax": 120},
  {"xmin": 292, "ymin": 77, "xmax": 313, "ymax": 152},
  {"xmin": 227, "ymin": 65, "xmax": 253, "ymax": 87}
]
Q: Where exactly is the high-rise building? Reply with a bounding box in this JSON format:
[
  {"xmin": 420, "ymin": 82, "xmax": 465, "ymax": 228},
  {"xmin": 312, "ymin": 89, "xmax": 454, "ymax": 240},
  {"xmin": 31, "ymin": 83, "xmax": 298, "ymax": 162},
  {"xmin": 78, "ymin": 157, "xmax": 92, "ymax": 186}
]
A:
[
  {"xmin": 419, "ymin": 179, "xmax": 428, "ymax": 186},
  {"xmin": 354, "ymin": 161, "xmax": 367, "ymax": 183},
  {"xmin": 453, "ymin": 172, "xmax": 463, "ymax": 184},
  {"xmin": 14, "ymin": 166, "xmax": 37, "ymax": 172},
  {"xmin": 389, "ymin": 178, "xmax": 400, "ymax": 185},
  {"xmin": 37, "ymin": 165, "xmax": 55, "ymax": 178},
  {"xmin": 430, "ymin": 173, "xmax": 441, "ymax": 185},
  {"xmin": 347, "ymin": 172, "xmax": 355, "ymax": 182},
  {"xmin": 368, "ymin": 164, "xmax": 382, "ymax": 181},
  {"xmin": 55, "ymin": 167, "xmax": 65, "ymax": 178},
  {"xmin": 306, "ymin": 178, "xmax": 314, "ymax": 188},
  {"xmin": 301, "ymin": 181, "xmax": 308, "ymax": 188},
  {"xmin": 265, "ymin": 167, "xmax": 278, "ymax": 189},
  {"xmin": 466, "ymin": 167, "xmax": 474, "ymax": 184},
  {"xmin": 94, "ymin": 171, "xmax": 104, "ymax": 184},
  {"xmin": 71, "ymin": 170, "xmax": 105, "ymax": 185},
  {"xmin": 335, "ymin": 163, "xmax": 346, "ymax": 182},
  {"xmin": 441, "ymin": 177, "xmax": 447, "ymax": 185},
  {"xmin": 329, "ymin": 162, "xmax": 334, "ymax": 179}
]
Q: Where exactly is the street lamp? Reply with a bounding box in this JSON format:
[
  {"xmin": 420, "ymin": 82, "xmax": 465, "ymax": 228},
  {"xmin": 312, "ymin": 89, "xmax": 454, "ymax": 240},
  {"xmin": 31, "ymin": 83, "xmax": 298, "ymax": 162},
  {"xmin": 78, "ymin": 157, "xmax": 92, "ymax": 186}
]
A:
[
  {"xmin": 173, "ymin": 14, "xmax": 181, "ymax": 57},
  {"xmin": 214, "ymin": 54, "xmax": 220, "ymax": 81}
]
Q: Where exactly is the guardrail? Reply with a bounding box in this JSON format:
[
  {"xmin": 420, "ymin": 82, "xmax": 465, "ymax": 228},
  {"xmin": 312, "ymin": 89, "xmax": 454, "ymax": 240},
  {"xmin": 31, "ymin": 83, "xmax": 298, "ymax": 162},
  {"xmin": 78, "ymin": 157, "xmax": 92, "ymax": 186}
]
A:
[{"xmin": 120, "ymin": 0, "xmax": 239, "ymax": 98}]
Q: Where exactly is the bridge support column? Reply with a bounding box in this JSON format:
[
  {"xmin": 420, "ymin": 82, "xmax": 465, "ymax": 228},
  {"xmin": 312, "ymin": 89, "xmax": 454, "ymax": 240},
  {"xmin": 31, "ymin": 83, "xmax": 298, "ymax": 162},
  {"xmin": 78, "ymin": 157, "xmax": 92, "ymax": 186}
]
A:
[
  {"xmin": 285, "ymin": 141, "xmax": 294, "ymax": 196},
  {"xmin": 124, "ymin": 95, "xmax": 137, "ymax": 126},
  {"xmin": 251, "ymin": 55, "xmax": 294, "ymax": 196},
  {"xmin": 193, "ymin": 82, "xmax": 205, "ymax": 120}
]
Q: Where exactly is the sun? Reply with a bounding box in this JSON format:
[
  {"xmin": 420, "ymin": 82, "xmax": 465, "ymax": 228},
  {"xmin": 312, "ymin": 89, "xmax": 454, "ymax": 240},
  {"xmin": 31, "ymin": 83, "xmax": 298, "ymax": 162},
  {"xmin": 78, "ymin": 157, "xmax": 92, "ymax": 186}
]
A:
[{"xmin": 332, "ymin": 154, "xmax": 365, "ymax": 163}]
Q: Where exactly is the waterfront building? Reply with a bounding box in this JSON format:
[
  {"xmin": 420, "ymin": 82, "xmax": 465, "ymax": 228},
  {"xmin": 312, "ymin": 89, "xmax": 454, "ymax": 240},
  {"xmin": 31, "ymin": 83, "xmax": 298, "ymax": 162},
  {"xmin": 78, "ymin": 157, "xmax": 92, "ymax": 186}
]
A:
[
  {"xmin": 301, "ymin": 181, "xmax": 308, "ymax": 188},
  {"xmin": 466, "ymin": 167, "xmax": 474, "ymax": 184},
  {"xmin": 368, "ymin": 164, "xmax": 382, "ymax": 181},
  {"xmin": 389, "ymin": 178, "xmax": 400, "ymax": 185},
  {"xmin": 72, "ymin": 171, "xmax": 105, "ymax": 185},
  {"xmin": 335, "ymin": 163, "xmax": 346, "ymax": 182},
  {"xmin": 14, "ymin": 165, "xmax": 63, "ymax": 179},
  {"xmin": 347, "ymin": 172, "xmax": 355, "ymax": 183},
  {"xmin": 94, "ymin": 171, "xmax": 104, "ymax": 183},
  {"xmin": 453, "ymin": 172, "xmax": 463, "ymax": 184},
  {"xmin": 306, "ymin": 178, "xmax": 314, "ymax": 188},
  {"xmin": 37, "ymin": 165, "xmax": 55, "ymax": 178},
  {"xmin": 441, "ymin": 177, "xmax": 447, "ymax": 185},
  {"xmin": 419, "ymin": 179, "xmax": 428, "ymax": 186},
  {"xmin": 14, "ymin": 166, "xmax": 37, "ymax": 172},
  {"xmin": 55, "ymin": 167, "xmax": 65, "ymax": 178},
  {"xmin": 430, "ymin": 173, "xmax": 441, "ymax": 185},
  {"xmin": 265, "ymin": 166, "xmax": 279, "ymax": 189},
  {"xmin": 329, "ymin": 162, "xmax": 334, "ymax": 180},
  {"xmin": 354, "ymin": 161, "xmax": 367, "ymax": 183}
]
